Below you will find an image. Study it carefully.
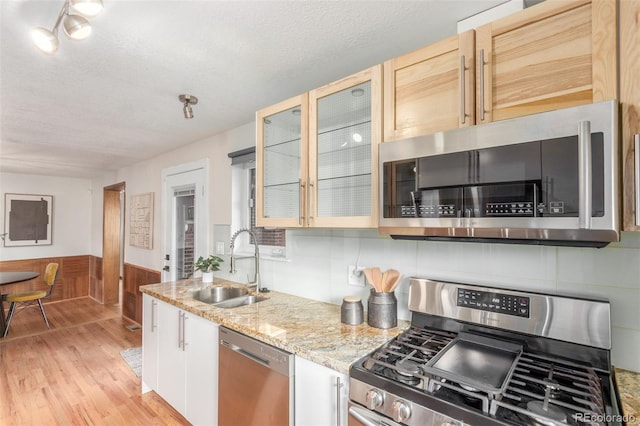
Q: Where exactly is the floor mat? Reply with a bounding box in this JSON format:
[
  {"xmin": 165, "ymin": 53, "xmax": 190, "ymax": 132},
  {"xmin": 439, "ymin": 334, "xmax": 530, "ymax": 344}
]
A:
[{"xmin": 120, "ymin": 347, "xmax": 142, "ymax": 377}]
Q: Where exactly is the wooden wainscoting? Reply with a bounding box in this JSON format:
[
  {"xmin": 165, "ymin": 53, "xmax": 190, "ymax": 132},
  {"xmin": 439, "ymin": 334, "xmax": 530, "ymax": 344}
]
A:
[
  {"xmin": 89, "ymin": 255, "xmax": 104, "ymax": 303},
  {"xmin": 122, "ymin": 263, "xmax": 161, "ymax": 324},
  {"xmin": 0, "ymin": 255, "xmax": 90, "ymax": 303}
]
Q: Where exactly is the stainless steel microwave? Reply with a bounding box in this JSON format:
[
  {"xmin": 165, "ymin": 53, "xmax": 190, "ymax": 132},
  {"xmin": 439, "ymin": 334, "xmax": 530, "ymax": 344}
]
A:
[{"xmin": 379, "ymin": 101, "xmax": 619, "ymax": 247}]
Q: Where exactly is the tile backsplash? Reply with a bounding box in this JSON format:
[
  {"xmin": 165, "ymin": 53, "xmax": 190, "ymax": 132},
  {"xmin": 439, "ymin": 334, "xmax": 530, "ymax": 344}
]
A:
[{"xmin": 215, "ymin": 229, "xmax": 640, "ymax": 372}]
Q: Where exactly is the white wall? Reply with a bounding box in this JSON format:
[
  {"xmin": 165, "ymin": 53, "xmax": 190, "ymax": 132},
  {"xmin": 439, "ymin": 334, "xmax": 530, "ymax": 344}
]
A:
[
  {"xmin": 94, "ymin": 122, "xmax": 254, "ymax": 272},
  {"xmin": 0, "ymin": 172, "xmax": 92, "ymax": 261},
  {"xmin": 244, "ymin": 230, "xmax": 640, "ymax": 372}
]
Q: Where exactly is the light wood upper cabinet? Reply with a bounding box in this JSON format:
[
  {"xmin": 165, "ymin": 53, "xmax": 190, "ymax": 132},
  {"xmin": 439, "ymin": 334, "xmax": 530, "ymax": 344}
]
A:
[
  {"xmin": 620, "ymin": 0, "xmax": 640, "ymax": 231},
  {"xmin": 309, "ymin": 65, "xmax": 382, "ymax": 228},
  {"xmin": 384, "ymin": 31, "xmax": 475, "ymax": 141},
  {"xmin": 476, "ymin": 0, "xmax": 617, "ymax": 124},
  {"xmin": 257, "ymin": 65, "xmax": 381, "ymax": 228},
  {"xmin": 256, "ymin": 94, "xmax": 309, "ymax": 228}
]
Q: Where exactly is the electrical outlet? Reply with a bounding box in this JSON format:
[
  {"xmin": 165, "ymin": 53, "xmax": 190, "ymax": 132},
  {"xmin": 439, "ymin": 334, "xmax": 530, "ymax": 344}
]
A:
[
  {"xmin": 215, "ymin": 241, "xmax": 225, "ymax": 255},
  {"xmin": 348, "ymin": 265, "xmax": 365, "ymax": 287}
]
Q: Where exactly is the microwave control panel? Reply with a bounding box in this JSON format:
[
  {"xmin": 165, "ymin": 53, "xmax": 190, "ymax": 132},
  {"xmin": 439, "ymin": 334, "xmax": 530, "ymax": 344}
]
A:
[
  {"xmin": 457, "ymin": 288, "xmax": 530, "ymax": 318},
  {"xmin": 485, "ymin": 202, "xmax": 534, "ymax": 216}
]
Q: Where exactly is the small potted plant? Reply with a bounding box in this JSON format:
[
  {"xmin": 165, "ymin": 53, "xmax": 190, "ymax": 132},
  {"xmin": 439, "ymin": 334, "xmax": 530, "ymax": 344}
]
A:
[{"xmin": 194, "ymin": 255, "xmax": 224, "ymax": 283}]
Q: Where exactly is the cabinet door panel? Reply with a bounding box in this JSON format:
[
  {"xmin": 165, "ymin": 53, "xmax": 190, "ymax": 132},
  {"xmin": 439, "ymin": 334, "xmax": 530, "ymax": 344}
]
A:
[
  {"xmin": 156, "ymin": 302, "xmax": 186, "ymax": 415},
  {"xmin": 141, "ymin": 294, "xmax": 158, "ymax": 393},
  {"xmin": 477, "ymin": 0, "xmax": 616, "ymax": 124},
  {"xmin": 184, "ymin": 313, "xmax": 218, "ymax": 426},
  {"xmin": 257, "ymin": 94, "xmax": 309, "ymax": 227},
  {"xmin": 295, "ymin": 357, "xmax": 348, "ymax": 426},
  {"xmin": 309, "ymin": 66, "xmax": 381, "ymax": 228},
  {"xmin": 384, "ymin": 30, "xmax": 475, "ymax": 141}
]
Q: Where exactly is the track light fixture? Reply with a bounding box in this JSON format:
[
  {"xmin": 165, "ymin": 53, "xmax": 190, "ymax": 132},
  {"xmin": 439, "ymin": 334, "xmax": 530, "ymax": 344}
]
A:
[
  {"xmin": 31, "ymin": 0, "xmax": 103, "ymax": 55},
  {"xmin": 179, "ymin": 94, "xmax": 198, "ymax": 119}
]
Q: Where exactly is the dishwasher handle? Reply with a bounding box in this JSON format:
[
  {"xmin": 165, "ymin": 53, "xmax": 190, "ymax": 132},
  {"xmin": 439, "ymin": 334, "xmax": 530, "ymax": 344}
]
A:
[
  {"xmin": 220, "ymin": 339, "xmax": 271, "ymax": 368},
  {"xmin": 219, "ymin": 327, "xmax": 292, "ymax": 377}
]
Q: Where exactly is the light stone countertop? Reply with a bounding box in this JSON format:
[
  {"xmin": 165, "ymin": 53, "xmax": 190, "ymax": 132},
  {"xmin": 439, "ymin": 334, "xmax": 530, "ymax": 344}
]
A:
[
  {"xmin": 615, "ymin": 368, "xmax": 640, "ymax": 424},
  {"xmin": 139, "ymin": 278, "xmax": 409, "ymax": 375},
  {"xmin": 140, "ymin": 278, "xmax": 639, "ymax": 417}
]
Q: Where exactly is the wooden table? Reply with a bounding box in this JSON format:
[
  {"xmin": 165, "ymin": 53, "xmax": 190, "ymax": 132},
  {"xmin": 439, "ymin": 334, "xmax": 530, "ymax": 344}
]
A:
[{"xmin": 0, "ymin": 271, "xmax": 39, "ymax": 336}]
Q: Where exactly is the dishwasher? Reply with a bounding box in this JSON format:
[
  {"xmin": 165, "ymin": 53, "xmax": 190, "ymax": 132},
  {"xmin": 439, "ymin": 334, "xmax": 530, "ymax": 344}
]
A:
[{"xmin": 218, "ymin": 327, "xmax": 294, "ymax": 426}]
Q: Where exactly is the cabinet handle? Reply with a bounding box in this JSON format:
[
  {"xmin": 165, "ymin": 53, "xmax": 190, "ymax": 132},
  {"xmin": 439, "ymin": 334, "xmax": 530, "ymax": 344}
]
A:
[
  {"xmin": 182, "ymin": 314, "xmax": 188, "ymax": 351},
  {"xmin": 150, "ymin": 299, "xmax": 157, "ymax": 332},
  {"xmin": 479, "ymin": 49, "xmax": 486, "ymax": 121},
  {"xmin": 578, "ymin": 121, "xmax": 592, "ymax": 229},
  {"xmin": 178, "ymin": 311, "xmax": 183, "ymax": 349},
  {"xmin": 299, "ymin": 179, "xmax": 305, "ymax": 226},
  {"xmin": 635, "ymin": 134, "xmax": 640, "ymax": 226},
  {"xmin": 460, "ymin": 55, "xmax": 466, "ymax": 125},
  {"xmin": 335, "ymin": 376, "xmax": 343, "ymax": 426},
  {"xmin": 308, "ymin": 178, "xmax": 313, "ymax": 224}
]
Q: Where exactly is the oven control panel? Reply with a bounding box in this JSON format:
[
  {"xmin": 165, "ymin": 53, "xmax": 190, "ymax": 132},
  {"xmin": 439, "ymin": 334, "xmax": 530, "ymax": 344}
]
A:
[{"xmin": 457, "ymin": 288, "xmax": 530, "ymax": 318}]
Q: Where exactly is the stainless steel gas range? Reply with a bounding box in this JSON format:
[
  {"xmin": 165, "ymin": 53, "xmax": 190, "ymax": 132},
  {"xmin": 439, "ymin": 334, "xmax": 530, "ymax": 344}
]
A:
[{"xmin": 349, "ymin": 278, "xmax": 623, "ymax": 426}]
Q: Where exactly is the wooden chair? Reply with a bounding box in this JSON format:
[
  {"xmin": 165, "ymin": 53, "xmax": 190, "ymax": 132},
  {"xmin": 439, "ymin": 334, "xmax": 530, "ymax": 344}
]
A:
[{"xmin": 2, "ymin": 263, "xmax": 59, "ymax": 337}]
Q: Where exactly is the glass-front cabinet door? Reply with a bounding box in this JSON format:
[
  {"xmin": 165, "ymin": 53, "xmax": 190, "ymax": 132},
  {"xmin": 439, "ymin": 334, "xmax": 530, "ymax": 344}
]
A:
[
  {"xmin": 256, "ymin": 94, "xmax": 309, "ymax": 227},
  {"xmin": 308, "ymin": 65, "xmax": 382, "ymax": 228}
]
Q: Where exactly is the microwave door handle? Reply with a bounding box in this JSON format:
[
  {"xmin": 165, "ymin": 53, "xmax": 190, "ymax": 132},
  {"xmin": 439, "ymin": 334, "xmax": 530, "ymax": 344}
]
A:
[{"xmin": 578, "ymin": 121, "xmax": 592, "ymax": 229}]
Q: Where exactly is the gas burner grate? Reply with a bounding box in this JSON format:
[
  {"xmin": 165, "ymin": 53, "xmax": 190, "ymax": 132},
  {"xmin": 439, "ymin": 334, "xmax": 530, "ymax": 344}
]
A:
[{"xmin": 492, "ymin": 352, "xmax": 607, "ymax": 426}]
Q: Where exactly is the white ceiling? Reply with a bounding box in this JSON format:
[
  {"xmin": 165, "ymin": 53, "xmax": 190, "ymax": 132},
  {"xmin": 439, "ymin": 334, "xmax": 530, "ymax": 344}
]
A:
[{"xmin": 0, "ymin": 0, "xmax": 507, "ymax": 179}]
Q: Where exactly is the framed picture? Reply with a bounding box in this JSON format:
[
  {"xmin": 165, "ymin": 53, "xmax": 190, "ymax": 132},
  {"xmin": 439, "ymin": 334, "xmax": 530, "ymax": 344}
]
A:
[
  {"xmin": 3, "ymin": 193, "xmax": 53, "ymax": 247},
  {"xmin": 130, "ymin": 192, "xmax": 154, "ymax": 249}
]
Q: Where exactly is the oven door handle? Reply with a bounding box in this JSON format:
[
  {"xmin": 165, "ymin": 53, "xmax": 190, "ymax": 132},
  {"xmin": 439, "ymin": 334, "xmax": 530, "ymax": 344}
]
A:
[{"xmin": 348, "ymin": 404, "xmax": 400, "ymax": 426}]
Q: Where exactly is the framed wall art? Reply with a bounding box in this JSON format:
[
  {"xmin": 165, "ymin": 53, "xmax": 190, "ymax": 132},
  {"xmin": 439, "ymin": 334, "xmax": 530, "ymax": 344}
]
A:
[
  {"xmin": 3, "ymin": 193, "xmax": 53, "ymax": 247},
  {"xmin": 130, "ymin": 192, "xmax": 154, "ymax": 249}
]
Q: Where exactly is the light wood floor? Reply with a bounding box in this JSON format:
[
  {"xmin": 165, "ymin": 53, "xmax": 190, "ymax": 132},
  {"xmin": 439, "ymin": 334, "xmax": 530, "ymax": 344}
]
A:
[{"xmin": 0, "ymin": 297, "xmax": 190, "ymax": 425}]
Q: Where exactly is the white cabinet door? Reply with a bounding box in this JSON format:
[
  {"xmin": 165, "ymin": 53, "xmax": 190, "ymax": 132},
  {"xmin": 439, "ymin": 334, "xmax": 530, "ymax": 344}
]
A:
[
  {"xmin": 156, "ymin": 301, "xmax": 187, "ymax": 415},
  {"xmin": 142, "ymin": 294, "xmax": 159, "ymax": 393},
  {"xmin": 295, "ymin": 356, "xmax": 348, "ymax": 426},
  {"xmin": 184, "ymin": 313, "xmax": 218, "ymax": 426}
]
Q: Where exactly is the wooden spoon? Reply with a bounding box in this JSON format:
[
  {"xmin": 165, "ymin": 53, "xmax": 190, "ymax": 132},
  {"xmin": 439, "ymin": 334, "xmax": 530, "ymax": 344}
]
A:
[
  {"xmin": 385, "ymin": 269, "xmax": 401, "ymax": 293},
  {"xmin": 381, "ymin": 270, "xmax": 389, "ymax": 292},
  {"xmin": 372, "ymin": 267, "xmax": 383, "ymax": 292},
  {"xmin": 363, "ymin": 268, "xmax": 376, "ymax": 290}
]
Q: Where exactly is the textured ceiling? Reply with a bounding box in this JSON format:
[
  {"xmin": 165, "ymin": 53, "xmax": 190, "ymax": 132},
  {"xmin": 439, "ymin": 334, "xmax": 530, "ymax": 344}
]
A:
[{"xmin": 0, "ymin": 0, "xmax": 505, "ymax": 179}]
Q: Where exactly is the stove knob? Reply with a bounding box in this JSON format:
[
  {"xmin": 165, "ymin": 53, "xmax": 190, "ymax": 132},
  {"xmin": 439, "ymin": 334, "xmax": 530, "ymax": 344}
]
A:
[
  {"xmin": 365, "ymin": 389, "xmax": 384, "ymax": 410},
  {"xmin": 392, "ymin": 399, "xmax": 411, "ymax": 423}
]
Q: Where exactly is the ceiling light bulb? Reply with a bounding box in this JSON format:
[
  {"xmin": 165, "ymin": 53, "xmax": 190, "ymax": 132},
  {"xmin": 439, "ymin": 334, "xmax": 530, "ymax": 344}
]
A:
[
  {"xmin": 69, "ymin": 0, "xmax": 103, "ymax": 17},
  {"xmin": 183, "ymin": 105, "xmax": 194, "ymax": 119},
  {"xmin": 63, "ymin": 14, "xmax": 91, "ymax": 40},
  {"xmin": 352, "ymin": 133, "xmax": 363, "ymax": 143},
  {"xmin": 32, "ymin": 27, "xmax": 59, "ymax": 54},
  {"xmin": 351, "ymin": 88, "xmax": 365, "ymax": 97}
]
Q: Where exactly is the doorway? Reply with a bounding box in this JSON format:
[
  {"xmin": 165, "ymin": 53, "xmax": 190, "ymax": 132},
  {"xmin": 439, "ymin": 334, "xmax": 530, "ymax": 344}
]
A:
[
  {"xmin": 162, "ymin": 161, "xmax": 209, "ymax": 282},
  {"xmin": 102, "ymin": 182, "xmax": 125, "ymax": 305}
]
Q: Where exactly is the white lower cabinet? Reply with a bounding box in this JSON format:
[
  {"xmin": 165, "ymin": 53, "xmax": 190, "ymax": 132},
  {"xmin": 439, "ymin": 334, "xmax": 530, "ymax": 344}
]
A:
[
  {"xmin": 295, "ymin": 356, "xmax": 348, "ymax": 426},
  {"xmin": 142, "ymin": 295, "xmax": 218, "ymax": 425}
]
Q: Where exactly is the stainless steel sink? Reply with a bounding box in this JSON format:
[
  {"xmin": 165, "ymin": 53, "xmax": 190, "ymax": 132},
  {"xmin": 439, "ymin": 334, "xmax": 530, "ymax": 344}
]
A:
[
  {"xmin": 192, "ymin": 286, "xmax": 248, "ymax": 304},
  {"xmin": 214, "ymin": 295, "xmax": 268, "ymax": 309},
  {"xmin": 191, "ymin": 286, "xmax": 267, "ymax": 308}
]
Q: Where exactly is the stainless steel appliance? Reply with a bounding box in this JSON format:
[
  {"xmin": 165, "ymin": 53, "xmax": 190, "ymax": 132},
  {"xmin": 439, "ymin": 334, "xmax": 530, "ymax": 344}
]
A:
[
  {"xmin": 219, "ymin": 327, "xmax": 293, "ymax": 425},
  {"xmin": 379, "ymin": 101, "xmax": 619, "ymax": 247},
  {"xmin": 349, "ymin": 278, "xmax": 623, "ymax": 426}
]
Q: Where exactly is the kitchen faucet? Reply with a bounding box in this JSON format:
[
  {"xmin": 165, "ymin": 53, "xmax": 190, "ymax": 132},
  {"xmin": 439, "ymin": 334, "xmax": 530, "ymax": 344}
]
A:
[{"xmin": 229, "ymin": 228, "xmax": 268, "ymax": 293}]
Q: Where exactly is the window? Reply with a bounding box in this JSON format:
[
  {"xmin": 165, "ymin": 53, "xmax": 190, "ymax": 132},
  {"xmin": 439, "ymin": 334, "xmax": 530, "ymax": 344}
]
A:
[
  {"xmin": 230, "ymin": 147, "xmax": 286, "ymax": 256},
  {"xmin": 249, "ymin": 168, "xmax": 286, "ymax": 247}
]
